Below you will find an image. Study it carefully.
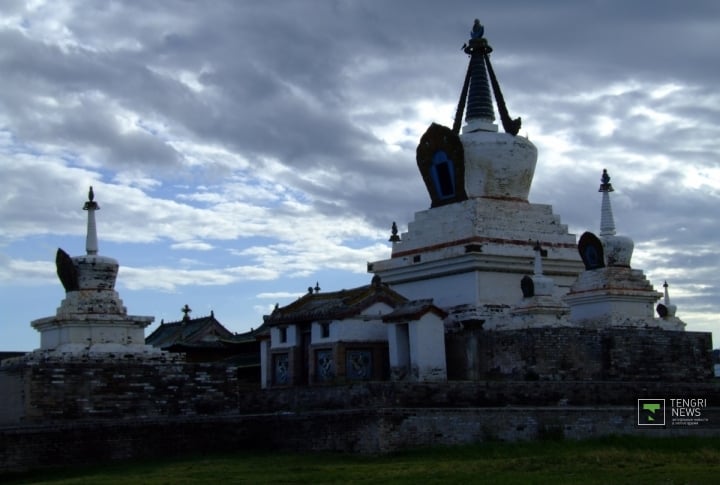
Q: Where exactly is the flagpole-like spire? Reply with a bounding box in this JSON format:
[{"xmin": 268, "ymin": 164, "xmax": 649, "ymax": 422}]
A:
[
  {"xmin": 83, "ymin": 186, "xmax": 100, "ymax": 255},
  {"xmin": 598, "ymin": 169, "xmax": 616, "ymax": 236},
  {"xmin": 454, "ymin": 19, "xmax": 521, "ymax": 135},
  {"xmin": 454, "ymin": 19, "xmax": 495, "ymax": 134},
  {"xmin": 464, "ymin": 20, "xmax": 495, "ymax": 124}
]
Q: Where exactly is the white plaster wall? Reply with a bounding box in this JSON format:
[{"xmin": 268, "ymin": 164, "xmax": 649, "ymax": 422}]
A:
[
  {"xmin": 387, "ymin": 323, "xmax": 410, "ymax": 370},
  {"xmin": 389, "ymin": 271, "xmax": 542, "ymax": 309},
  {"xmin": 334, "ymin": 319, "xmax": 387, "ymax": 342},
  {"xmin": 391, "ymin": 272, "xmax": 479, "ymax": 308},
  {"xmin": 259, "ymin": 339, "xmax": 270, "ymax": 389},
  {"xmin": 37, "ymin": 321, "xmax": 147, "ymax": 351},
  {"xmin": 311, "ymin": 321, "xmax": 332, "ymax": 343},
  {"xmin": 408, "ymin": 313, "xmax": 447, "ymax": 381},
  {"xmin": 270, "ymin": 324, "xmax": 298, "ymax": 349},
  {"xmin": 569, "ymin": 298, "xmax": 657, "ymax": 323},
  {"xmin": 309, "ymin": 302, "xmax": 394, "ymax": 343},
  {"xmin": 360, "ymin": 302, "xmax": 394, "ymax": 317}
]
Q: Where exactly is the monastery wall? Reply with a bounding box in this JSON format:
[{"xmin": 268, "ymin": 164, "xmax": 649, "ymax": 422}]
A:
[
  {"xmin": 0, "ymin": 381, "xmax": 720, "ymax": 470},
  {"xmin": 446, "ymin": 327, "xmax": 714, "ymax": 382},
  {"xmin": 0, "ymin": 356, "xmax": 241, "ymax": 425}
]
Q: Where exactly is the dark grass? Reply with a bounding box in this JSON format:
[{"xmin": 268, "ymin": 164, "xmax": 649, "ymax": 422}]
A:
[{"xmin": 4, "ymin": 435, "xmax": 720, "ymax": 484}]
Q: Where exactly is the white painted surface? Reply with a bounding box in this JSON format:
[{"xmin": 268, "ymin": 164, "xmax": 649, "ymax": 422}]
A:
[
  {"xmin": 270, "ymin": 324, "xmax": 298, "ymax": 349},
  {"xmin": 387, "ymin": 323, "xmax": 410, "ymax": 372},
  {"xmin": 460, "ymin": 130, "xmax": 537, "ymax": 201},
  {"xmin": 260, "ymin": 339, "xmax": 270, "ymax": 389},
  {"xmin": 564, "ymin": 266, "xmax": 682, "ymax": 328},
  {"xmin": 371, "ymin": 196, "xmax": 583, "ymax": 314},
  {"xmin": 408, "ymin": 312, "xmax": 447, "ymax": 381},
  {"xmin": 333, "ymin": 318, "xmax": 387, "ymax": 342}
]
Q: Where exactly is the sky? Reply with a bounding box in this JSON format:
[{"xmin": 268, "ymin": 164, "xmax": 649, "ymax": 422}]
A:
[{"xmin": 1, "ymin": 0, "xmax": 719, "ymax": 351}]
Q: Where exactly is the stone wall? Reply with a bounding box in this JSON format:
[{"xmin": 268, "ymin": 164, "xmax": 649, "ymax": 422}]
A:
[
  {"xmin": 446, "ymin": 327, "xmax": 714, "ymax": 382},
  {"xmin": 235, "ymin": 381, "xmax": 720, "ymax": 413},
  {"xmin": 0, "ymin": 354, "xmax": 239, "ymax": 424},
  {"xmin": 1, "ymin": 337, "xmax": 717, "ymax": 474},
  {"xmin": 3, "ymin": 405, "xmax": 720, "ymax": 474}
]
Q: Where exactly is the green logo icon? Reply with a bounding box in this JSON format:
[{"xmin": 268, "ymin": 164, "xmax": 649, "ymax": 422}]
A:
[
  {"xmin": 638, "ymin": 399, "xmax": 665, "ymax": 426},
  {"xmin": 643, "ymin": 403, "xmax": 661, "ymax": 421}
]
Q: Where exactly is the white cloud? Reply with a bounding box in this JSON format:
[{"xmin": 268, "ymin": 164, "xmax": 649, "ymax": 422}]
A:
[
  {"xmin": 0, "ymin": 257, "xmax": 56, "ymax": 286},
  {"xmin": 170, "ymin": 241, "xmax": 214, "ymax": 251},
  {"xmin": 256, "ymin": 291, "xmax": 304, "ymax": 299}
]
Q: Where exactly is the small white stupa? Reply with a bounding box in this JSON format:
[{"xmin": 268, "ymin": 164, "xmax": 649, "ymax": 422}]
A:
[
  {"xmin": 565, "ymin": 170, "xmax": 684, "ymax": 330},
  {"xmin": 30, "ymin": 187, "xmax": 161, "ymax": 356},
  {"xmin": 502, "ymin": 241, "xmax": 570, "ymax": 329}
]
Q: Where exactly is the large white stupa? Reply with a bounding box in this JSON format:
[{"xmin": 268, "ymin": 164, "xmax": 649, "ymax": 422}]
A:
[{"xmin": 369, "ymin": 20, "xmax": 584, "ymax": 325}]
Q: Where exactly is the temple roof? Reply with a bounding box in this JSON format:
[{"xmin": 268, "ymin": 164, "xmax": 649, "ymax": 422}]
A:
[
  {"xmin": 382, "ymin": 299, "xmax": 447, "ymax": 323},
  {"xmin": 146, "ymin": 311, "xmax": 253, "ymax": 349},
  {"xmin": 264, "ymin": 278, "xmax": 408, "ymax": 325}
]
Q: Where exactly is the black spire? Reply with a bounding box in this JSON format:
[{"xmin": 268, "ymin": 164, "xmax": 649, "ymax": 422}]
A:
[
  {"xmin": 454, "ymin": 20, "xmax": 521, "ymax": 136},
  {"xmin": 389, "ymin": 222, "xmax": 401, "ymax": 243},
  {"xmin": 598, "ymin": 169, "xmax": 614, "ymax": 193},
  {"xmin": 465, "ymin": 21, "xmax": 495, "ymax": 123}
]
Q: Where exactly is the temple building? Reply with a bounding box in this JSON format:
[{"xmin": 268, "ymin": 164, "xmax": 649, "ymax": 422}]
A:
[
  {"xmin": 259, "ymin": 20, "xmax": 713, "ymax": 386},
  {"xmin": 146, "ymin": 305, "xmax": 261, "ymax": 373},
  {"xmin": 259, "ymin": 277, "xmax": 447, "ymax": 387}
]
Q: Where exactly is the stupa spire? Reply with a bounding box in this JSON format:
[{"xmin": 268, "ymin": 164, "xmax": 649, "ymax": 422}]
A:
[
  {"xmin": 464, "ymin": 21, "xmax": 494, "ymax": 125},
  {"xmin": 595, "ymin": 169, "xmax": 634, "ymax": 267},
  {"xmin": 533, "ymin": 240, "xmax": 545, "ymax": 276},
  {"xmin": 454, "ymin": 20, "xmax": 521, "ymax": 135},
  {"xmin": 598, "ymin": 169, "xmax": 616, "ymax": 236},
  {"xmin": 82, "ymin": 186, "xmax": 100, "ymax": 255}
]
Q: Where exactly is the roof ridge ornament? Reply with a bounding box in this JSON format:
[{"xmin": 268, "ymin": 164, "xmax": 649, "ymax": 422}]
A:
[{"xmin": 181, "ymin": 304, "xmax": 192, "ymax": 322}]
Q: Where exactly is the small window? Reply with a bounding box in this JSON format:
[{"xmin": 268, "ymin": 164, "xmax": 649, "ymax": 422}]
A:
[
  {"xmin": 321, "ymin": 322, "xmax": 330, "ymax": 339},
  {"xmin": 278, "ymin": 327, "xmax": 287, "ymax": 343}
]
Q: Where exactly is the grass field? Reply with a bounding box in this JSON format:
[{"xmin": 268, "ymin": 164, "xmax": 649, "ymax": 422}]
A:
[{"xmin": 4, "ymin": 435, "xmax": 720, "ymax": 484}]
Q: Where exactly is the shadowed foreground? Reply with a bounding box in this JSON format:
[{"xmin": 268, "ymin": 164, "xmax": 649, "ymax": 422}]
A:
[{"xmin": 3, "ymin": 436, "xmax": 720, "ymax": 485}]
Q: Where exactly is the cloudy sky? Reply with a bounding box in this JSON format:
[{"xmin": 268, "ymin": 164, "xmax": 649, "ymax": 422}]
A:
[{"xmin": 1, "ymin": 0, "xmax": 718, "ymax": 351}]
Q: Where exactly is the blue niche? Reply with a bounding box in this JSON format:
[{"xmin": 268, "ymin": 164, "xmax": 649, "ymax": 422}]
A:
[
  {"xmin": 431, "ymin": 150, "xmax": 456, "ymax": 200},
  {"xmin": 273, "ymin": 353, "xmax": 289, "ymax": 385},
  {"xmin": 416, "ymin": 122, "xmax": 467, "ymax": 207},
  {"xmin": 315, "ymin": 349, "xmax": 335, "ymax": 382},
  {"xmin": 346, "ymin": 350, "xmax": 372, "ymax": 380}
]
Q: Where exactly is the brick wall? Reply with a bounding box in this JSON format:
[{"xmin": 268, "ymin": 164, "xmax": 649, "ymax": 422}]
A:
[
  {"xmin": 0, "ymin": 355, "xmax": 240, "ymax": 424},
  {"xmin": 446, "ymin": 327, "xmax": 714, "ymax": 382},
  {"xmin": 3, "ymin": 405, "xmax": 720, "ymax": 474},
  {"xmin": 235, "ymin": 381, "xmax": 720, "ymax": 412}
]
